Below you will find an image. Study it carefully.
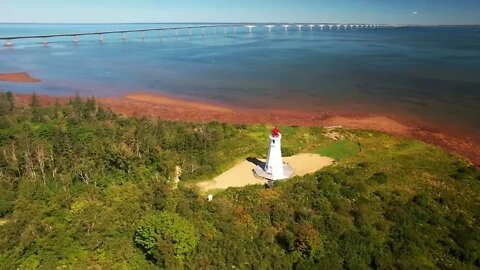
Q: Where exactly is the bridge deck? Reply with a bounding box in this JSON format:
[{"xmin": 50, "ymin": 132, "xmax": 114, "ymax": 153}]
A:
[
  {"xmin": 0, "ymin": 24, "xmax": 243, "ymax": 40},
  {"xmin": 0, "ymin": 23, "xmax": 391, "ymax": 41}
]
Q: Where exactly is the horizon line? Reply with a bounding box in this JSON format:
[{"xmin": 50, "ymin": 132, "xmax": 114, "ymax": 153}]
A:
[{"xmin": 1, "ymin": 22, "xmax": 479, "ymax": 27}]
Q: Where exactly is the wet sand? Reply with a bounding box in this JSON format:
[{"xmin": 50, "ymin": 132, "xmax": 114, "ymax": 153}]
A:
[
  {"xmin": 0, "ymin": 72, "xmax": 40, "ymax": 83},
  {"xmin": 11, "ymin": 92, "xmax": 480, "ymax": 166},
  {"xmin": 198, "ymin": 154, "xmax": 334, "ymax": 191}
]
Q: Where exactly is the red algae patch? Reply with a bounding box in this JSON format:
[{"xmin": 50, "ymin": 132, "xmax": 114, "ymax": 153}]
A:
[
  {"xmin": 0, "ymin": 72, "xmax": 40, "ymax": 83},
  {"xmin": 124, "ymin": 93, "xmax": 233, "ymax": 113},
  {"xmin": 322, "ymin": 115, "xmax": 413, "ymax": 134}
]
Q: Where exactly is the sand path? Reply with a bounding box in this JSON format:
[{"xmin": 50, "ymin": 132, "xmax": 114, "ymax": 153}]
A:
[{"xmin": 198, "ymin": 153, "xmax": 334, "ymax": 191}]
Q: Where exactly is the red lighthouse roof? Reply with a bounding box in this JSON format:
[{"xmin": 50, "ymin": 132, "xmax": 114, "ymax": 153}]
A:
[{"xmin": 271, "ymin": 127, "xmax": 280, "ymax": 137}]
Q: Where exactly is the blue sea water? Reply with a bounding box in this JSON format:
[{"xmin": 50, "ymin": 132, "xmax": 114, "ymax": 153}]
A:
[{"xmin": 1, "ymin": 24, "xmax": 479, "ymax": 140}]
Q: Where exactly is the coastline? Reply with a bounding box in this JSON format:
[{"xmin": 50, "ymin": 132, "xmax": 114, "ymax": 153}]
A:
[
  {"xmin": 12, "ymin": 92, "xmax": 480, "ymax": 166},
  {"xmin": 0, "ymin": 72, "xmax": 40, "ymax": 83}
]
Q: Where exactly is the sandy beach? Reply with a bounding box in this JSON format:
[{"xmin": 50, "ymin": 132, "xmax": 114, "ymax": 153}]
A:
[
  {"xmin": 10, "ymin": 91, "xmax": 480, "ymax": 166},
  {"xmin": 198, "ymin": 154, "xmax": 334, "ymax": 191},
  {"xmin": 0, "ymin": 72, "xmax": 40, "ymax": 83}
]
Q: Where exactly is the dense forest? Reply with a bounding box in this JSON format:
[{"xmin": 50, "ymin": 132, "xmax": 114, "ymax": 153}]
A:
[{"xmin": 0, "ymin": 91, "xmax": 479, "ymax": 269}]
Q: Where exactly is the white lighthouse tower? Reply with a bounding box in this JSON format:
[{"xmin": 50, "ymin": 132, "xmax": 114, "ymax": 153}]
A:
[{"xmin": 253, "ymin": 127, "xmax": 293, "ymax": 183}]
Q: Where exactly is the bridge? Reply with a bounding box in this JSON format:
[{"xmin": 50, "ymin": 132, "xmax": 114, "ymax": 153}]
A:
[{"xmin": 0, "ymin": 23, "xmax": 392, "ymax": 47}]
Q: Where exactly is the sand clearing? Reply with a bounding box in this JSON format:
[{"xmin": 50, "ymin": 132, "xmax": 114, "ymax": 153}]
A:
[
  {"xmin": 124, "ymin": 93, "xmax": 232, "ymax": 113},
  {"xmin": 0, "ymin": 72, "xmax": 40, "ymax": 83},
  {"xmin": 285, "ymin": 153, "xmax": 334, "ymax": 176},
  {"xmin": 198, "ymin": 153, "xmax": 334, "ymax": 191}
]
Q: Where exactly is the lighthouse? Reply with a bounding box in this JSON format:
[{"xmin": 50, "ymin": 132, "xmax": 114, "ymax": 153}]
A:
[{"xmin": 253, "ymin": 127, "xmax": 293, "ymax": 182}]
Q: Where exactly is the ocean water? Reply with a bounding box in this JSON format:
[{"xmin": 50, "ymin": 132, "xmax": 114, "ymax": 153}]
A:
[{"xmin": 1, "ymin": 24, "xmax": 479, "ymax": 140}]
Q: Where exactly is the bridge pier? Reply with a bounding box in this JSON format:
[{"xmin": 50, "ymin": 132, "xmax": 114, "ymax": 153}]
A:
[
  {"xmin": 297, "ymin": 25, "xmax": 303, "ymax": 31},
  {"xmin": 282, "ymin": 25, "xmax": 290, "ymax": 32},
  {"xmin": 73, "ymin": 35, "xmax": 78, "ymax": 44},
  {"xmin": 42, "ymin": 38, "xmax": 49, "ymax": 46},
  {"xmin": 224, "ymin": 26, "xmax": 227, "ymax": 36},
  {"xmin": 189, "ymin": 28, "xmax": 192, "ymax": 36},
  {"xmin": 201, "ymin": 28, "xmax": 205, "ymax": 36},
  {"xmin": 233, "ymin": 26, "xmax": 237, "ymax": 34},
  {"xmin": 122, "ymin": 32, "xmax": 126, "ymax": 42}
]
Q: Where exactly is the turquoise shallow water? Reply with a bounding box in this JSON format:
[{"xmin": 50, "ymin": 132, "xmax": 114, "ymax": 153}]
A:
[{"xmin": 1, "ymin": 24, "xmax": 479, "ymax": 140}]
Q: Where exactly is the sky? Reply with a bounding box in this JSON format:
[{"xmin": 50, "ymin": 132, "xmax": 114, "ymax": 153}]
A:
[{"xmin": 1, "ymin": 0, "xmax": 479, "ymax": 25}]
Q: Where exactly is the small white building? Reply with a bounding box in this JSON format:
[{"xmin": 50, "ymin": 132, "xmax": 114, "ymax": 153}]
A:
[{"xmin": 253, "ymin": 127, "xmax": 293, "ymax": 182}]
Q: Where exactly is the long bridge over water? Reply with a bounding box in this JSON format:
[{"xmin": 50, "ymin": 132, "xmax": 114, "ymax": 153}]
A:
[{"xmin": 0, "ymin": 23, "xmax": 392, "ymax": 47}]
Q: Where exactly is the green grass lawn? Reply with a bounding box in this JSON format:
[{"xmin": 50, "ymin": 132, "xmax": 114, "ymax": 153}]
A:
[{"xmin": 319, "ymin": 140, "xmax": 361, "ymax": 160}]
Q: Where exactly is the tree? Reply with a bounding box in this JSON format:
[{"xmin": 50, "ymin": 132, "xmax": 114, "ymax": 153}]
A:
[
  {"xmin": 134, "ymin": 212, "xmax": 198, "ymax": 262},
  {"xmin": 30, "ymin": 92, "xmax": 40, "ymax": 107},
  {"xmin": 0, "ymin": 91, "xmax": 14, "ymax": 115},
  {"xmin": 296, "ymin": 223, "xmax": 323, "ymax": 258},
  {"xmin": 84, "ymin": 96, "xmax": 96, "ymax": 118},
  {"xmin": 6, "ymin": 91, "xmax": 14, "ymax": 112},
  {"xmin": 30, "ymin": 92, "xmax": 42, "ymax": 122},
  {"xmin": 0, "ymin": 92, "xmax": 8, "ymax": 115},
  {"xmin": 70, "ymin": 92, "xmax": 83, "ymax": 119}
]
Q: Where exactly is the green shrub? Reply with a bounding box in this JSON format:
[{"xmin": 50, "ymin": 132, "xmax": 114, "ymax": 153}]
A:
[{"xmin": 369, "ymin": 172, "xmax": 388, "ymax": 184}]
